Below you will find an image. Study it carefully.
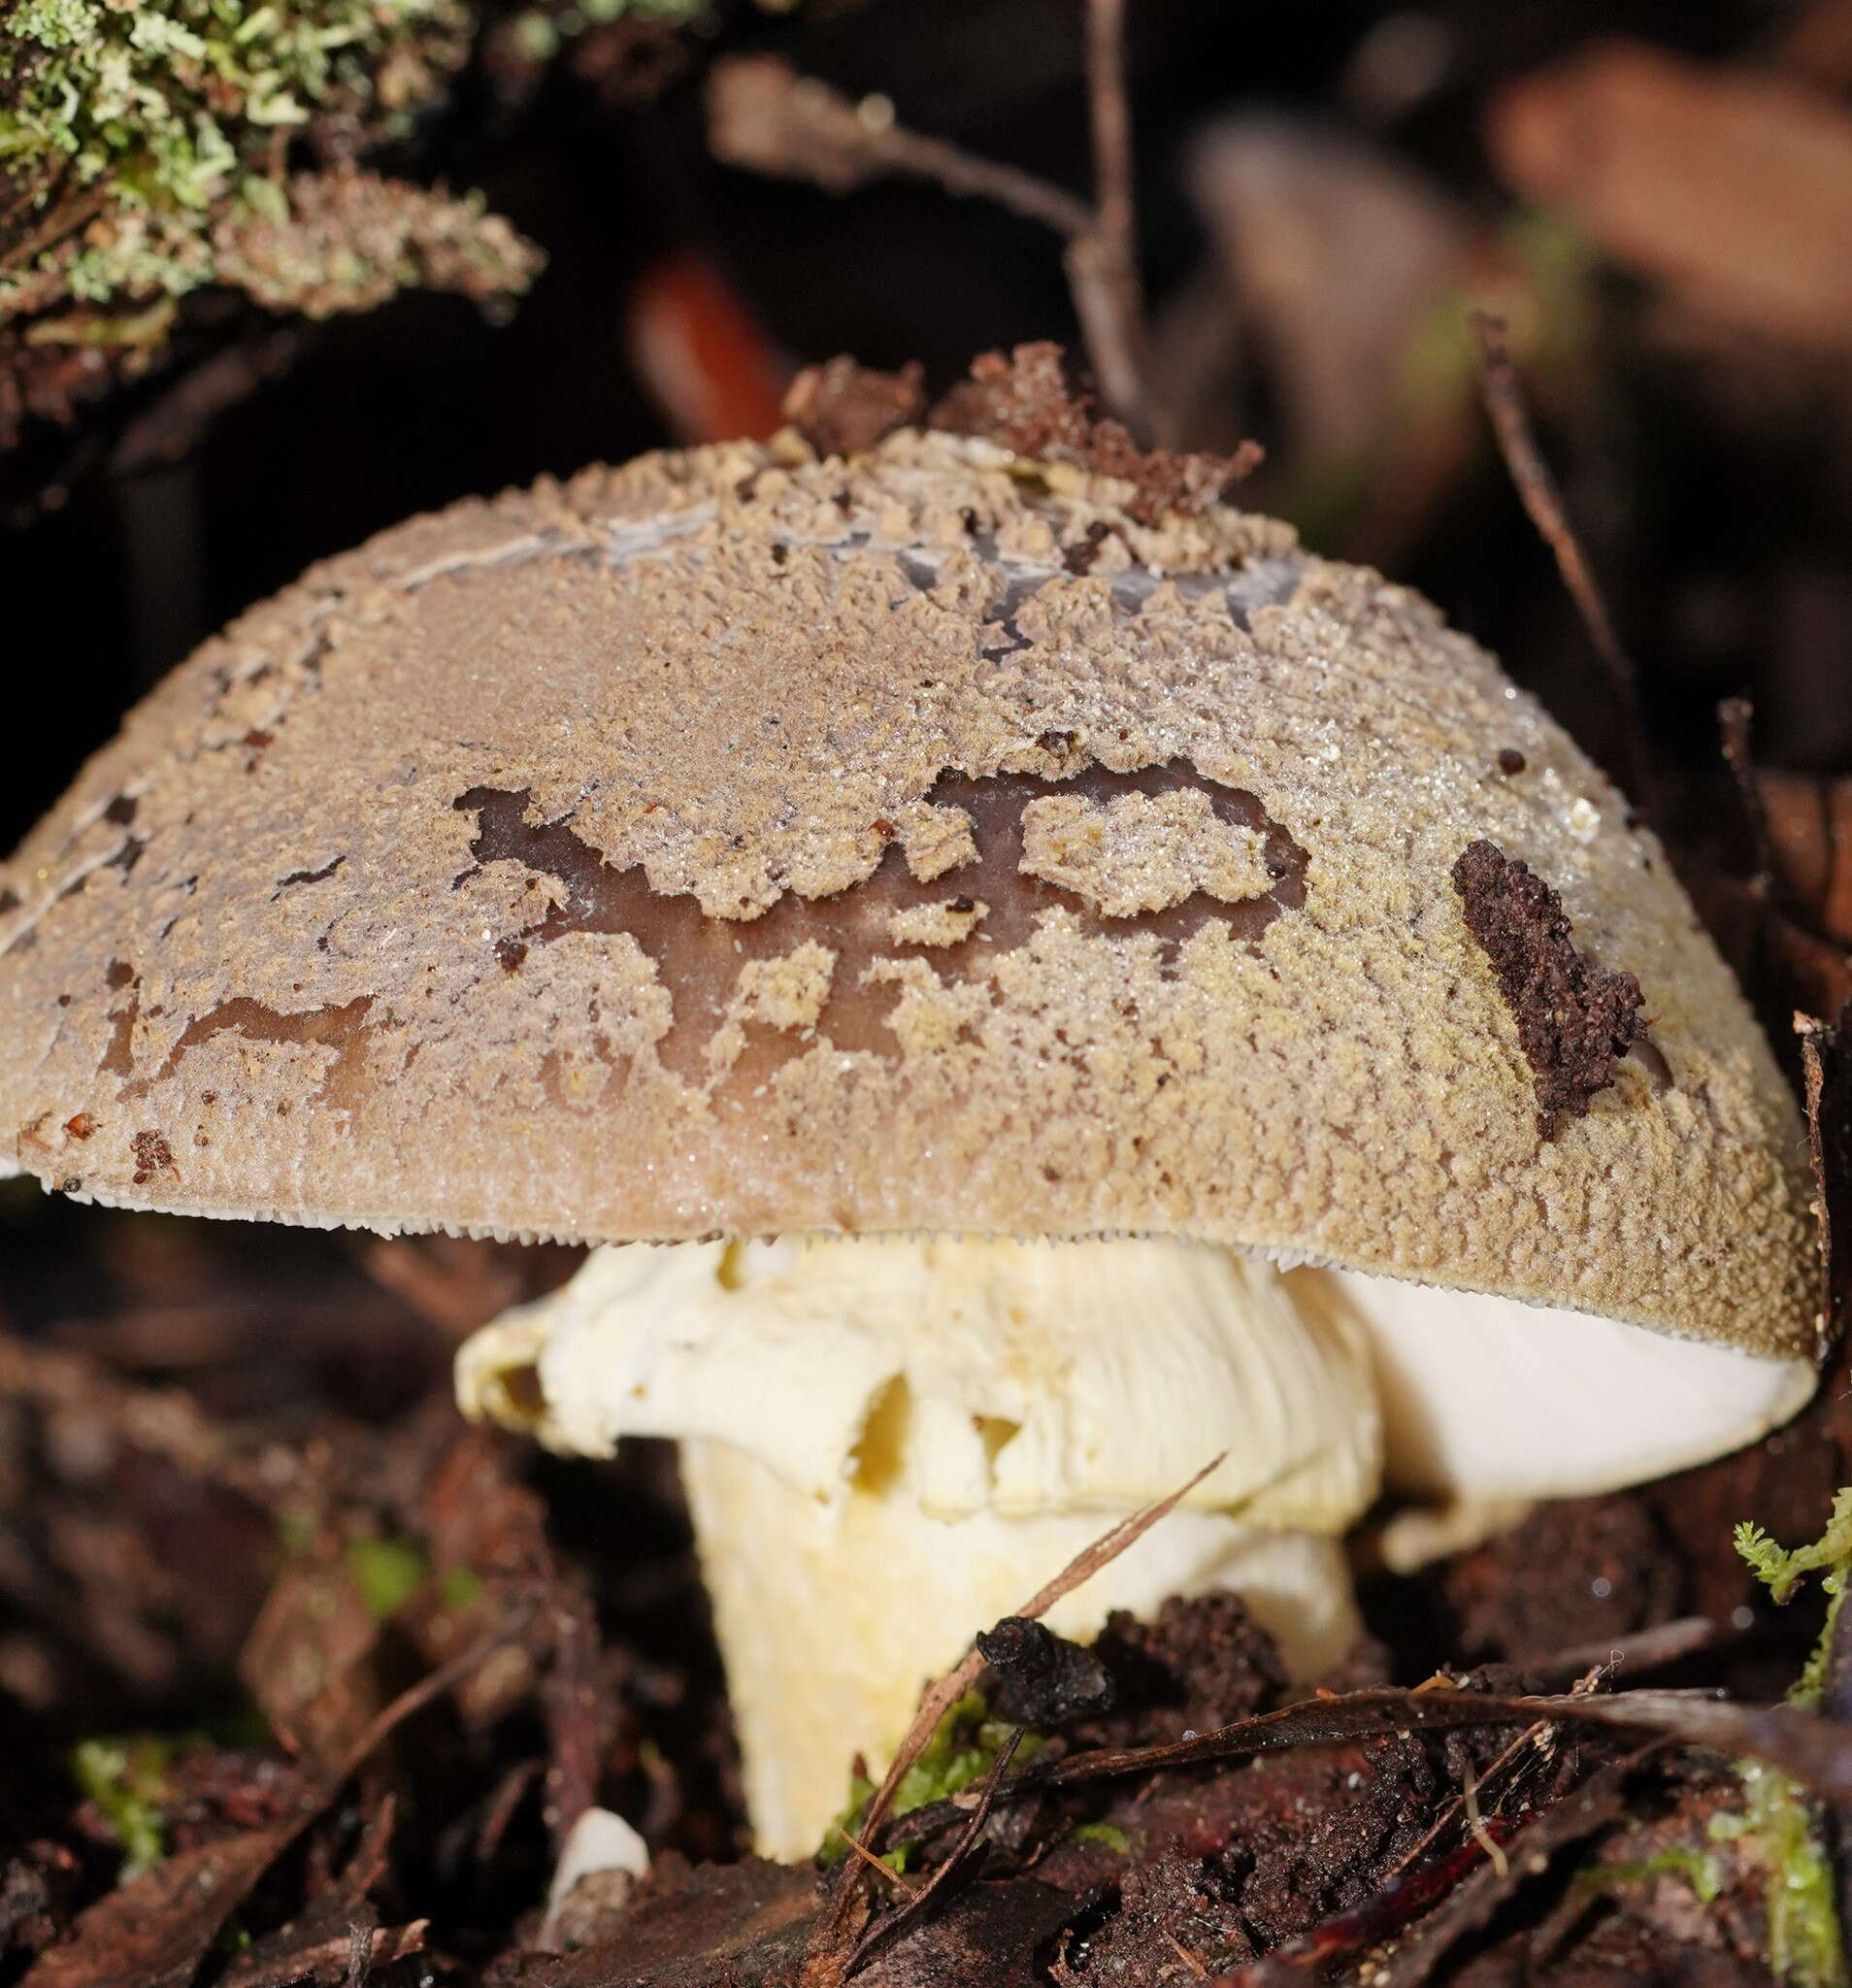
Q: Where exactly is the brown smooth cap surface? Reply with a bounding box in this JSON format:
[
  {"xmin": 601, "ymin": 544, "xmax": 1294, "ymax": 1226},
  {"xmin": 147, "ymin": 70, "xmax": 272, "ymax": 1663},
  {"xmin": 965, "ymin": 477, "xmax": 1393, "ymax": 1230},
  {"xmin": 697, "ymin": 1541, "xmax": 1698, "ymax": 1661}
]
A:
[{"xmin": 0, "ymin": 430, "xmax": 1816, "ymax": 1360}]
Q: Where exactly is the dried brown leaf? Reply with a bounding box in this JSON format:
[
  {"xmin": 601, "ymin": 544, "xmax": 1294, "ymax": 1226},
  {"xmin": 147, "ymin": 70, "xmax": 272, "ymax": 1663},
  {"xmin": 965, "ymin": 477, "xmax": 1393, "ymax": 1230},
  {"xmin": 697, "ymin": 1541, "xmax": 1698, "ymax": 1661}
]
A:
[
  {"xmin": 19, "ymin": 1823, "xmax": 298, "ymax": 1988},
  {"xmin": 1488, "ymin": 40, "xmax": 1852, "ymax": 351}
]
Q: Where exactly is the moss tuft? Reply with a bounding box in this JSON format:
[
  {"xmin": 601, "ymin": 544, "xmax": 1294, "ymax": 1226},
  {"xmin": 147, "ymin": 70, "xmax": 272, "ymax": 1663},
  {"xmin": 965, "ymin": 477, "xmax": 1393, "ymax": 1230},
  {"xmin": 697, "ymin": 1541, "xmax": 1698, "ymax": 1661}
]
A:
[
  {"xmin": 70, "ymin": 1734, "xmax": 176, "ymax": 1879},
  {"xmin": 1718, "ymin": 1496, "xmax": 1852, "ymax": 1986},
  {"xmin": 817, "ymin": 1691, "xmax": 1044, "ymax": 1867}
]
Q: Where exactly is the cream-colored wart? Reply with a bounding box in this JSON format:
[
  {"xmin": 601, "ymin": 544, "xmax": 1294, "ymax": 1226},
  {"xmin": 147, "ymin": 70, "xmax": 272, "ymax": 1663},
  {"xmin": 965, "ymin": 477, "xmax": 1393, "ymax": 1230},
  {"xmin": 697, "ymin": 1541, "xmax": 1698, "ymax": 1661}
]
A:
[
  {"xmin": 0, "ymin": 425, "xmax": 1822, "ymax": 1866},
  {"xmin": 458, "ymin": 1234, "xmax": 1814, "ymax": 1858}
]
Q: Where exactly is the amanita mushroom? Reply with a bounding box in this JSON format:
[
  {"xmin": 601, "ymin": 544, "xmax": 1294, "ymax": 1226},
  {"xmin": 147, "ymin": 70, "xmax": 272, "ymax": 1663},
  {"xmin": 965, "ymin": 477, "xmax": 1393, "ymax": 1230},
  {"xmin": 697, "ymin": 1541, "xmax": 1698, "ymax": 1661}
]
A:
[{"xmin": 0, "ymin": 414, "xmax": 1817, "ymax": 1860}]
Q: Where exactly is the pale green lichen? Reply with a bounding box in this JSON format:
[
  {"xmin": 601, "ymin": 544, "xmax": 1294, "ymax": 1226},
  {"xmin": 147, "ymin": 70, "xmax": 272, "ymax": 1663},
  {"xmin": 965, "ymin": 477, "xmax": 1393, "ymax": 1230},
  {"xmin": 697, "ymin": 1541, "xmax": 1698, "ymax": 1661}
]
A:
[
  {"xmin": 1720, "ymin": 1495, "xmax": 1852, "ymax": 1988},
  {"xmin": 0, "ymin": 0, "xmax": 539, "ymax": 343}
]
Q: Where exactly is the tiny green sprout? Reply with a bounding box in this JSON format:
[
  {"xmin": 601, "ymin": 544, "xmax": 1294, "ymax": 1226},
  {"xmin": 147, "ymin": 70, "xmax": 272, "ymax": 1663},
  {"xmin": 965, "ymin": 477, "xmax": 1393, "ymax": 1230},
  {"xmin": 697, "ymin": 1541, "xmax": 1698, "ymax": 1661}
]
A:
[
  {"xmin": 346, "ymin": 1536, "xmax": 428, "ymax": 1621},
  {"xmin": 1574, "ymin": 1844, "xmax": 1723, "ymax": 1905},
  {"xmin": 70, "ymin": 1734, "xmax": 176, "ymax": 1879}
]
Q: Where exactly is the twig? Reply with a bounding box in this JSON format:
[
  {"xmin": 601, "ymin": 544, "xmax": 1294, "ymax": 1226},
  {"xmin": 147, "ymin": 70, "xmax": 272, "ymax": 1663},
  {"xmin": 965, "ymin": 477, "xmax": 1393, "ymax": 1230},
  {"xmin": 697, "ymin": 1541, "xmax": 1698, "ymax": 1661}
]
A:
[
  {"xmin": 846, "ymin": 1728, "xmax": 1025, "ymax": 1974},
  {"xmin": 1528, "ymin": 1613, "xmax": 1720, "ymax": 1685},
  {"xmin": 1074, "ymin": 0, "xmax": 1148, "ymax": 430},
  {"xmin": 801, "ymin": 1453, "xmax": 1225, "ymax": 1988},
  {"xmin": 1460, "ymin": 1764, "xmax": 1509, "ymax": 1879},
  {"xmin": 1718, "ymin": 698, "xmax": 1773, "ymax": 877},
  {"xmin": 330, "ymin": 1610, "xmax": 533, "ymax": 1789},
  {"xmin": 837, "ymin": 1830, "xmax": 919, "ymax": 1896},
  {"xmin": 1470, "ymin": 311, "xmax": 1633, "ymax": 700},
  {"xmin": 708, "ymin": 44, "xmax": 1152, "ymax": 431},
  {"xmin": 708, "ymin": 57, "xmax": 1092, "ymax": 239},
  {"xmin": 1382, "ymin": 1711, "xmax": 1556, "ymax": 1884}
]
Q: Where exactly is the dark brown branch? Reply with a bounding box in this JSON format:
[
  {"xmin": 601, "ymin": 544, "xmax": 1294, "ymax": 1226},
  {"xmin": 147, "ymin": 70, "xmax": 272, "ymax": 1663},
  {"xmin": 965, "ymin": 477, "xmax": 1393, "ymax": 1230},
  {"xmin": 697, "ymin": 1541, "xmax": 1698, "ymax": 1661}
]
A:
[{"xmin": 708, "ymin": 47, "xmax": 1153, "ymax": 433}]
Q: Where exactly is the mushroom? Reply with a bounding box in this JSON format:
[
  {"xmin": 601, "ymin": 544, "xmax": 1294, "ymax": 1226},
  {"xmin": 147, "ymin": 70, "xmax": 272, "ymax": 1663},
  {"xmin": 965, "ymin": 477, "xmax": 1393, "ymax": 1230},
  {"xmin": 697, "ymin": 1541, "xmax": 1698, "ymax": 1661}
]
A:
[{"xmin": 0, "ymin": 421, "xmax": 1817, "ymax": 1863}]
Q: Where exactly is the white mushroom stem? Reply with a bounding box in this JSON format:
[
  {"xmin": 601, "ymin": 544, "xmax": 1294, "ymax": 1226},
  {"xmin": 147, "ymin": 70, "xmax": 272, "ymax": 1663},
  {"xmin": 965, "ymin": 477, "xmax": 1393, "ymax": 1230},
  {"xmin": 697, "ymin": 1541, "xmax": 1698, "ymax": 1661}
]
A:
[
  {"xmin": 455, "ymin": 1233, "xmax": 1817, "ymax": 1861},
  {"xmin": 679, "ymin": 1441, "xmax": 1357, "ymax": 1857},
  {"xmin": 457, "ymin": 1235, "xmax": 1380, "ymax": 1858}
]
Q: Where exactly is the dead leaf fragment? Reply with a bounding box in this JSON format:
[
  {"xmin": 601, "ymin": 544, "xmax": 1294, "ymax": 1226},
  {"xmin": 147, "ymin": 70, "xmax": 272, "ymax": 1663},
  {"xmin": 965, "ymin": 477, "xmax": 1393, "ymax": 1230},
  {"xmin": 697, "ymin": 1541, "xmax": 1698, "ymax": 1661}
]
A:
[
  {"xmin": 1488, "ymin": 40, "xmax": 1852, "ymax": 351},
  {"xmin": 20, "ymin": 1824, "xmax": 297, "ymax": 1988}
]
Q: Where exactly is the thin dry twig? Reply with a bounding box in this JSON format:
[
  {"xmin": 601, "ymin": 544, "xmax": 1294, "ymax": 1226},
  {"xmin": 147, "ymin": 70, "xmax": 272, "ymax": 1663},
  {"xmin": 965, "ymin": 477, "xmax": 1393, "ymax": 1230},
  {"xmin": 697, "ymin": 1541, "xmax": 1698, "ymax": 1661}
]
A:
[
  {"xmin": 838, "ymin": 1829, "xmax": 920, "ymax": 1896},
  {"xmin": 708, "ymin": 36, "xmax": 1153, "ymax": 430},
  {"xmin": 801, "ymin": 1453, "xmax": 1226, "ymax": 1987},
  {"xmin": 1529, "ymin": 1613, "xmax": 1719, "ymax": 1685},
  {"xmin": 330, "ymin": 1609, "xmax": 535, "ymax": 1789},
  {"xmin": 1073, "ymin": 0, "xmax": 1148, "ymax": 430},
  {"xmin": 1366, "ymin": 1744, "xmax": 1668, "ymax": 1988},
  {"xmin": 708, "ymin": 56, "xmax": 1092, "ymax": 237},
  {"xmin": 1382, "ymin": 1709, "xmax": 1555, "ymax": 1885},
  {"xmin": 846, "ymin": 1727, "xmax": 1025, "ymax": 1974},
  {"xmin": 1470, "ymin": 311, "xmax": 1637, "ymax": 699}
]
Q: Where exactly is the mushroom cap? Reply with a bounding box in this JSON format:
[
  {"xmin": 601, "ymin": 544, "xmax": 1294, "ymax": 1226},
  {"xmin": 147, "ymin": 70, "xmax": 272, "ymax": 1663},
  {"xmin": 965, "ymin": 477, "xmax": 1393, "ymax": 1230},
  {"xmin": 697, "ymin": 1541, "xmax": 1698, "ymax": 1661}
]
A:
[{"xmin": 0, "ymin": 429, "xmax": 1816, "ymax": 1362}]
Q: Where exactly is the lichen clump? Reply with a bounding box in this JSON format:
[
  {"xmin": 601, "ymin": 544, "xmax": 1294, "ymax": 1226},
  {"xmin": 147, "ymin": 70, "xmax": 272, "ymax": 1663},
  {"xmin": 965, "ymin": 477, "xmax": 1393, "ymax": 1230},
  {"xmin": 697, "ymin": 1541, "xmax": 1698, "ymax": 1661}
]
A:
[{"xmin": 0, "ymin": 0, "xmax": 540, "ymax": 346}]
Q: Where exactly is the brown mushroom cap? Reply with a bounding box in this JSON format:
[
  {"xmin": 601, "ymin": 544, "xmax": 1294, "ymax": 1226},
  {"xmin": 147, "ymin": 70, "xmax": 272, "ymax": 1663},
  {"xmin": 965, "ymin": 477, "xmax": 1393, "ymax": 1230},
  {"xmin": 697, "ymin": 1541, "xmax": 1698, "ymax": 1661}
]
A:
[{"xmin": 0, "ymin": 429, "xmax": 1815, "ymax": 1361}]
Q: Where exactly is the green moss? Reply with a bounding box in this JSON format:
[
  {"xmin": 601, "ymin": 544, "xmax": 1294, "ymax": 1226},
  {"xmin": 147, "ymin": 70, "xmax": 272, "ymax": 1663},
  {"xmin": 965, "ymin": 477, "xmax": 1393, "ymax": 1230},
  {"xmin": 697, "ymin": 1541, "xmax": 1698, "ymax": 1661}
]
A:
[
  {"xmin": 1716, "ymin": 1497, "xmax": 1852, "ymax": 1986},
  {"xmin": 1737, "ymin": 1488, "xmax": 1852, "ymax": 1708},
  {"xmin": 1070, "ymin": 1821, "xmax": 1130, "ymax": 1855},
  {"xmin": 817, "ymin": 1692, "xmax": 1044, "ymax": 1867},
  {"xmin": 346, "ymin": 1535, "xmax": 428, "ymax": 1620},
  {"xmin": 70, "ymin": 1734, "xmax": 177, "ymax": 1879},
  {"xmin": 1575, "ymin": 1844, "xmax": 1723, "ymax": 1905},
  {"xmin": 1712, "ymin": 1767, "xmax": 1844, "ymax": 1988}
]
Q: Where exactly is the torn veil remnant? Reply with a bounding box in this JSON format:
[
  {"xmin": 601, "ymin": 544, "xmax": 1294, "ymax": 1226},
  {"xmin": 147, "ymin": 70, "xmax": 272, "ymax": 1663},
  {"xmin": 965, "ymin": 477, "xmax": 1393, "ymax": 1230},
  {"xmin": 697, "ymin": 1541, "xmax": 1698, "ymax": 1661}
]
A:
[{"xmin": 0, "ymin": 346, "xmax": 1821, "ymax": 1861}]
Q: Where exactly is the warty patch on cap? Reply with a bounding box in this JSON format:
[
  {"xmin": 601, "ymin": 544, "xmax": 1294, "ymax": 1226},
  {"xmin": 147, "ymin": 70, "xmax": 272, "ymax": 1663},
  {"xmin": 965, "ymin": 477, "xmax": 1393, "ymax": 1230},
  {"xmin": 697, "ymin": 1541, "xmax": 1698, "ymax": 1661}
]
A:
[{"xmin": 0, "ymin": 427, "xmax": 1816, "ymax": 1361}]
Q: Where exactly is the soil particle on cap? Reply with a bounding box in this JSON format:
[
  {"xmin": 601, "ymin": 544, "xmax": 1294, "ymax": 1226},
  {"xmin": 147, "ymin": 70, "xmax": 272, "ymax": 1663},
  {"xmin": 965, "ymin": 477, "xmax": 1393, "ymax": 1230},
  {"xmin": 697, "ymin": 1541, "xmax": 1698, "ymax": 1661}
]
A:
[
  {"xmin": 1498, "ymin": 748, "xmax": 1528, "ymax": 775},
  {"xmin": 782, "ymin": 356, "xmax": 927, "ymax": 458},
  {"xmin": 927, "ymin": 344, "xmax": 1263, "ymax": 527},
  {"xmin": 1451, "ymin": 839, "xmax": 1647, "ymax": 1137}
]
